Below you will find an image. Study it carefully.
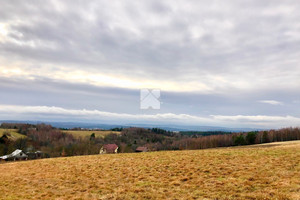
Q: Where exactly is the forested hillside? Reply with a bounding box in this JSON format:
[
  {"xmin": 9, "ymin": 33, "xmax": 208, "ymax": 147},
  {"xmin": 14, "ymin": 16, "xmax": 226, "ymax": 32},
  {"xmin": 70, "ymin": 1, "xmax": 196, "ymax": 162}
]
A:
[{"xmin": 1, "ymin": 123, "xmax": 300, "ymax": 158}]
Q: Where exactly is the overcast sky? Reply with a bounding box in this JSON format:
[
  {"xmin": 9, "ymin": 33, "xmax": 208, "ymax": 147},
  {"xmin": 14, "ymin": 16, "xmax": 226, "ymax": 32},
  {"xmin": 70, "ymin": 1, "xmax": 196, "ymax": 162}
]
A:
[{"xmin": 0, "ymin": 0, "xmax": 300, "ymax": 129}]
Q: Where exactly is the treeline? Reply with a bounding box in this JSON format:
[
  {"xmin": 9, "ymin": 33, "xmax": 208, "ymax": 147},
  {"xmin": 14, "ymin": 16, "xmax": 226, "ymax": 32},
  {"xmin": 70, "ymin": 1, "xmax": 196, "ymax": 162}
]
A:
[
  {"xmin": 172, "ymin": 128, "xmax": 300, "ymax": 150},
  {"xmin": 180, "ymin": 131, "xmax": 233, "ymax": 137},
  {"xmin": 1, "ymin": 123, "xmax": 300, "ymax": 158}
]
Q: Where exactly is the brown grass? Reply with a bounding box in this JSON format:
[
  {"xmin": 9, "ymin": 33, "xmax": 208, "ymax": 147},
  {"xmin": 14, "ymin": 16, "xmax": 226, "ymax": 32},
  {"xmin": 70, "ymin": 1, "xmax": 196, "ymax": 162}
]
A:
[{"xmin": 0, "ymin": 141, "xmax": 300, "ymax": 199}]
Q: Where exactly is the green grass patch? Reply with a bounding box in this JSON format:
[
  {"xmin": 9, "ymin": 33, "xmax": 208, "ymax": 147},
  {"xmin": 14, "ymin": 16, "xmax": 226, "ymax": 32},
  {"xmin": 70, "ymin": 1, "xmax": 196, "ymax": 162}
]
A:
[
  {"xmin": 63, "ymin": 130, "xmax": 121, "ymax": 138},
  {"xmin": 0, "ymin": 129, "xmax": 26, "ymax": 139}
]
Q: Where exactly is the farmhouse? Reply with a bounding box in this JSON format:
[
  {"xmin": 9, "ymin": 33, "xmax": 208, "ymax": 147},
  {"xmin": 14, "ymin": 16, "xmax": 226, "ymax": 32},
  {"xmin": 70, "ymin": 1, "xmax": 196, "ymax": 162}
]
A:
[
  {"xmin": 0, "ymin": 149, "xmax": 28, "ymax": 161},
  {"xmin": 100, "ymin": 144, "xmax": 118, "ymax": 154},
  {"xmin": 136, "ymin": 146, "xmax": 148, "ymax": 152}
]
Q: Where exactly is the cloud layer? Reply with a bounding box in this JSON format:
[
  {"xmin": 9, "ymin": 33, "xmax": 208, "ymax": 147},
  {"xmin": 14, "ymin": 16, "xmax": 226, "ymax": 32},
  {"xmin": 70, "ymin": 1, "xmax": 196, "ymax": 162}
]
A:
[
  {"xmin": 1, "ymin": 104, "xmax": 300, "ymax": 128},
  {"xmin": 0, "ymin": 1, "xmax": 300, "ymax": 128}
]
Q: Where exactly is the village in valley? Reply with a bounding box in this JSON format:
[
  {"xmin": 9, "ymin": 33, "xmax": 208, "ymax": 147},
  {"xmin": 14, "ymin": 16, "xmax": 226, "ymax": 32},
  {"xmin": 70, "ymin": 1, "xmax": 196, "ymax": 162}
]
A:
[
  {"xmin": 1, "ymin": 122, "xmax": 300, "ymax": 163},
  {"xmin": 0, "ymin": 123, "xmax": 153, "ymax": 162}
]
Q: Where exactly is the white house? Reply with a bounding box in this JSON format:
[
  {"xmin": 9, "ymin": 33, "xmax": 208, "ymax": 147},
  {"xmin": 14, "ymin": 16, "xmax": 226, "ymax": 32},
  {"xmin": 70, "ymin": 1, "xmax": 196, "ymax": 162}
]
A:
[
  {"xmin": 99, "ymin": 144, "xmax": 118, "ymax": 154},
  {"xmin": 0, "ymin": 149, "xmax": 28, "ymax": 161}
]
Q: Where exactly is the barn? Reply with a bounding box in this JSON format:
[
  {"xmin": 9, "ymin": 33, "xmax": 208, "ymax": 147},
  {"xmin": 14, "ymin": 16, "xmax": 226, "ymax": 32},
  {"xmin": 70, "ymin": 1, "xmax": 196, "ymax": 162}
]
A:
[
  {"xmin": 0, "ymin": 149, "xmax": 28, "ymax": 161},
  {"xmin": 99, "ymin": 144, "xmax": 118, "ymax": 154},
  {"xmin": 136, "ymin": 146, "xmax": 148, "ymax": 152}
]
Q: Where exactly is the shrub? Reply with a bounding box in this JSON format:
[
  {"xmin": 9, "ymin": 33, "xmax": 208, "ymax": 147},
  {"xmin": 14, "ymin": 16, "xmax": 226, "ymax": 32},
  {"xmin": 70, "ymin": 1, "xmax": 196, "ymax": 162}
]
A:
[{"xmin": 90, "ymin": 133, "xmax": 96, "ymax": 141}]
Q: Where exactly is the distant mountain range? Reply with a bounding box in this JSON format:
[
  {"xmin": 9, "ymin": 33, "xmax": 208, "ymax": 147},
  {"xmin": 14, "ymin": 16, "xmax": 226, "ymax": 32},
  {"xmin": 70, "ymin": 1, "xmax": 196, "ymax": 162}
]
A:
[{"xmin": 0, "ymin": 120, "xmax": 264, "ymax": 132}]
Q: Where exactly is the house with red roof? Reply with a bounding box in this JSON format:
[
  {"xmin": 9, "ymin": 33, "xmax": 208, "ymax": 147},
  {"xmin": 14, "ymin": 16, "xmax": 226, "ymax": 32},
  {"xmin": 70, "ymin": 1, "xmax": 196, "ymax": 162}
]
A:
[{"xmin": 99, "ymin": 144, "xmax": 118, "ymax": 154}]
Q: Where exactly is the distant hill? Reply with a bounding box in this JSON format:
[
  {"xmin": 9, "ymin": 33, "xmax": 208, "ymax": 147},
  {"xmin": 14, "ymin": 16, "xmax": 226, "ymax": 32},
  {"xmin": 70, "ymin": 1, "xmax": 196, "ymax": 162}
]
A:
[{"xmin": 0, "ymin": 120, "xmax": 263, "ymax": 132}]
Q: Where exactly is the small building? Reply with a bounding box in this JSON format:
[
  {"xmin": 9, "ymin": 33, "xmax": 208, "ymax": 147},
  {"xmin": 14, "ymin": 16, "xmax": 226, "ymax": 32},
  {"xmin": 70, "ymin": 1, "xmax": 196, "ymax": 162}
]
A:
[
  {"xmin": 26, "ymin": 151, "xmax": 44, "ymax": 159},
  {"xmin": 35, "ymin": 151, "xmax": 43, "ymax": 158},
  {"xmin": 100, "ymin": 144, "xmax": 118, "ymax": 154},
  {"xmin": 0, "ymin": 149, "xmax": 28, "ymax": 161},
  {"xmin": 136, "ymin": 146, "xmax": 148, "ymax": 152}
]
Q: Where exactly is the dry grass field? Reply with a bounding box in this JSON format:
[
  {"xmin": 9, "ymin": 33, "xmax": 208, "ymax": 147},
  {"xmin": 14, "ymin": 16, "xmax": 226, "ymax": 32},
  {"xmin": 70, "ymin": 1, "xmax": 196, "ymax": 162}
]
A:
[
  {"xmin": 63, "ymin": 130, "xmax": 121, "ymax": 138},
  {"xmin": 0, "ymin": 128, "xmax": 26, "ymax": 140},
  {"xmin": 1, "ymin": 141, "xmax": 300, "ymax": 200}
]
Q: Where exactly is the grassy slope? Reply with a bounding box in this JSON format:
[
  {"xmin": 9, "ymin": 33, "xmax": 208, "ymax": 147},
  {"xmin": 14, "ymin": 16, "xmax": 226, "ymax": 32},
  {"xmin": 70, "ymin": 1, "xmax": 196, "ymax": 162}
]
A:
[
  {"xmin": 0, "ymin": 129, "xmax": 26, "ymax": 140},
  {"xmin": 1, "ymin": 141, "xmax": 300, "ymax": 200},
  {"xmin": 63, "ymin": 130, "xmax": 120, "ymax": 138}
]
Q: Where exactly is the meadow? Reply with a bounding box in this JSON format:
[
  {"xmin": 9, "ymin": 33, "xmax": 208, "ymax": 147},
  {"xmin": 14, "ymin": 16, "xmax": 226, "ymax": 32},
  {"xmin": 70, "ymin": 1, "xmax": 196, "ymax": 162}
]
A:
[
  {"xmin": 0, "ymin": 128, "xmax": 26, "ymax": 140},
  {"xmin": 63, "ymin": 130, "xmax": 121, "ymax": 138},
  {"xmin": 0, "ymin": 140, "xmax": 299, "ymax": 200}
]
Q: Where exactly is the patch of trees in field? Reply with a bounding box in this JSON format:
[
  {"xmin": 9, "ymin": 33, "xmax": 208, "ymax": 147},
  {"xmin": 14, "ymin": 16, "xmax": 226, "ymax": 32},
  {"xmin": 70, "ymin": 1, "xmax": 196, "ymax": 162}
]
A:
[{"xmin": 1, "ymin": 123, "xmax": 300, "ymax": 158}]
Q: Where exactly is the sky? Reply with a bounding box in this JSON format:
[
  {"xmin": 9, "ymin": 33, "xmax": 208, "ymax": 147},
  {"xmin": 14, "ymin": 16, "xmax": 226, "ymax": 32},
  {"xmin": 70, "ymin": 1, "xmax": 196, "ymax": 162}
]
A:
[{"xmin": 0, "ymin": 0, "xmax": 300, "ymax": 129}]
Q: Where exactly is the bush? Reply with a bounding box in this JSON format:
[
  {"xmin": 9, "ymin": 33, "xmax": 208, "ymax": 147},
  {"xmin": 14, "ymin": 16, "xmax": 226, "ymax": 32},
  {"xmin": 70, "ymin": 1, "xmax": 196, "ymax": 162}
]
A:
[{"xmin": 90, "ymin": 133, "xmax": 95, "ymax": 141}]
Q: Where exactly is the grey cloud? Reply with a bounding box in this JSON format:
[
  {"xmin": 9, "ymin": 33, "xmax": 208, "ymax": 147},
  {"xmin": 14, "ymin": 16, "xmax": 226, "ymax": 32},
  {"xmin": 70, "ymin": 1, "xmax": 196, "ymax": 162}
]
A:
[
  {"xmin": 1, "ymin": 76, "xmax": 299, "ymax": 117},
  {"xmin": 0, "ymin": 0, "xmax": 300, "ymax": 127},
  {"xmin": 1, "ymin": 0, "xmax": 299, "ymax": 75},
  {"xmin": 0, "ymin": 77, "xmax": 140, "ymax": 113}
]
